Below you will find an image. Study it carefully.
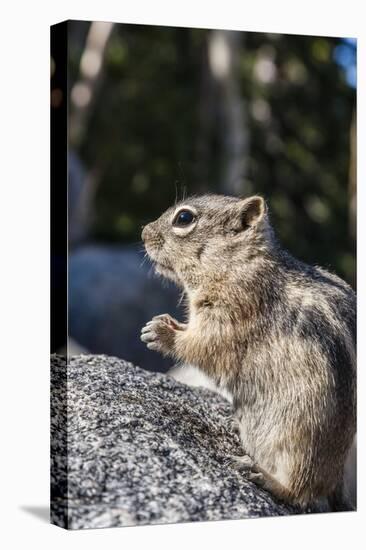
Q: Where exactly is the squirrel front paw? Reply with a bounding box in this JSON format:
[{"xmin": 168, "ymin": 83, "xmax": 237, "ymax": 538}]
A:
[{"xmin": 140, "ymin": 314, "xmax": 186, "ymax": 356}]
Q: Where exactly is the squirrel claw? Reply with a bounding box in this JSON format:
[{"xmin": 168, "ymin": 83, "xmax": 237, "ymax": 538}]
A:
[
  {"xmin": 225, "ymin": 454, "xmax": 255, "ymax": 471},
  {"xmin": 223, "ymin": 415, "xmax": 240, "ymax": 435},
  {"xmin": 140, "ymin": 314, "xmax": 180, "ymax": 355},
  {"xmin": 246, "ymin": 471, "xmax": 265, "ymax": 485}
]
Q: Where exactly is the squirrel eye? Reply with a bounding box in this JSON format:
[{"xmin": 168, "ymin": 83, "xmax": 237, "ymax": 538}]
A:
[{"xmin": 173, "ymin": 209, "xmax": 196, "ymax": 227}]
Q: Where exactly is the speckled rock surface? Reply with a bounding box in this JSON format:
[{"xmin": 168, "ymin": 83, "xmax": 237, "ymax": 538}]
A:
[{"xmin": 51, "ymin": 354, "xmax": 303, "ymax": 530}]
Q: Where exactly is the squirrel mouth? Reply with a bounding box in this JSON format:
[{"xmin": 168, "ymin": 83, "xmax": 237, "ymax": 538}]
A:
[
  {"xmin": 154, "ymin": 259, "xmax": 175, "ymax": 275},
  {"xmin": 152, "ymin": 258, "xmax": 179, "ymax": 283},
  {"xmin": 143, "ymin": 244, "xmax": 178, "ymax": 281}
]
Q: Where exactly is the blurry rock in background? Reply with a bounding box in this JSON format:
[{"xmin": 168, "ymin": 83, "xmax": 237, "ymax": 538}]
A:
[{"xmin": 68, "ymin": 244, "xmax": 181, "ymax": 372}]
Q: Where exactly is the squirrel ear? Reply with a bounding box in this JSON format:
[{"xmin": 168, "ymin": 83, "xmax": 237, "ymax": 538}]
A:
[{"xmin": 239, "ymin": 196, "xmax": 267, "ymax": 229}]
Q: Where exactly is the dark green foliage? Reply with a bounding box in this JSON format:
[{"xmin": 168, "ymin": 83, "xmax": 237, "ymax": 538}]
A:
[
  {"xmin": 242, "ymin": 34, "xmax": 355, "ymax": 286},
  {"xmin": 69, "ymin": 23, "xmax": 356, "ymax": 286}
]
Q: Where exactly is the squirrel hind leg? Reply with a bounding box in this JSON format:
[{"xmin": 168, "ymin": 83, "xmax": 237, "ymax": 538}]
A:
[
  {"xmin": 249, "ymin": 467, "xmax": 355, "ymax": 512},
  {"xmin": 227, "ymin": 448, "xmax": 296, "ymax": 504},
  {"xmin": 247, "ymin": 465, "xmax": 295, "ymax": 504}
]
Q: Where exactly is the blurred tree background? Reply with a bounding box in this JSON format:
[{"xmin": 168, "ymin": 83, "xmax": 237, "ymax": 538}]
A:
[
  {"xmin": 55, "ymin": 21, "xmax": 357, "ymax": 366},
  {"xmin": 67, "ymin": 22, "xmax": 356, "ymax": 287}
]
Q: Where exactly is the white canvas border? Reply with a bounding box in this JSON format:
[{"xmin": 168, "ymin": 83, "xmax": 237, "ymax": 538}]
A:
[{"xmin": 0, "ymin": 1, "xmax": 364, "ymax": 548}]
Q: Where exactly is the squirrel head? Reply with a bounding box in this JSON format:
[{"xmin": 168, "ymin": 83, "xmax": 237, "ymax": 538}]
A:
[{"xmin": 142, "ymin": 194, "xmax": 273, "ymax": 289}]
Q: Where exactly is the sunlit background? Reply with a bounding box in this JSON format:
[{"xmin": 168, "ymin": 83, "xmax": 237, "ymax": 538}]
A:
[{"xmin": 51, "ymin": 21, "xmax": 356, "ymax": 371}]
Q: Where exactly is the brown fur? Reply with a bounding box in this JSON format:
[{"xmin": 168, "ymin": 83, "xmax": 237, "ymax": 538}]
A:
[{"xmin": 140, "ymin": 194, "xmax": 356, "ymax": 509}]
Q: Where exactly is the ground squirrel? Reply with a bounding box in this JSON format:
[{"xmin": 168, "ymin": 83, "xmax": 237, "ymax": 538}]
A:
[{"xmin": 140, "ymin": 194, "xmax": 356, "ymax": 509}]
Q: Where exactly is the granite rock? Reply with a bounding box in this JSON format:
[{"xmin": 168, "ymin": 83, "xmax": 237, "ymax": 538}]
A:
[{"xmin": 51, "ymin": 354, "xmax": 307, "ymax": 530}]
